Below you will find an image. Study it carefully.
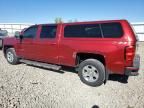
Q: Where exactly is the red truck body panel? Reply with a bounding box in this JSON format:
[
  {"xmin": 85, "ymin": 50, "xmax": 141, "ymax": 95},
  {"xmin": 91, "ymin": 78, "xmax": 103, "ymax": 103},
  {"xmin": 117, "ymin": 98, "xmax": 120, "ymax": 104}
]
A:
[{"xmin": 3, "ymin": 20, "xmax": 138, "ymax": 75}]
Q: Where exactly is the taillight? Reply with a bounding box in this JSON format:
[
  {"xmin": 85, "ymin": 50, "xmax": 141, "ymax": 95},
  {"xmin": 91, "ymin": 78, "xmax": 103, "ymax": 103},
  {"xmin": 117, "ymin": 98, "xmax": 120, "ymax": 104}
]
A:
[{"xmin": 125, "ymin": 46, "xmax": 135, "ymax": 61}]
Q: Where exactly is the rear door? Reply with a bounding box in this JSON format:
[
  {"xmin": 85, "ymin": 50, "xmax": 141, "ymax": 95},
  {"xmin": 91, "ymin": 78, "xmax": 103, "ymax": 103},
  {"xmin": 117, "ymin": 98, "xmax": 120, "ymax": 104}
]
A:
[{"xmin": 34, "ymin": 24, "xmax": 60, "ymax": 64}]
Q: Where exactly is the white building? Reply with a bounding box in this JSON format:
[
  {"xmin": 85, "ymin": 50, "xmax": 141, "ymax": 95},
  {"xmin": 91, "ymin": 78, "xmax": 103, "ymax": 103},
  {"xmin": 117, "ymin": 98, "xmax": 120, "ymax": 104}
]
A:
[
  {"xmin": 0, "ymin": 23, "xmax": 32, "ymax": 36},
  {"xmin": 0, "ymin": 22, "xmax": 144, "ymax": 41},
  {"xmin": 131, "ymin": 22, "xmax": 144, "ymax": 41}
]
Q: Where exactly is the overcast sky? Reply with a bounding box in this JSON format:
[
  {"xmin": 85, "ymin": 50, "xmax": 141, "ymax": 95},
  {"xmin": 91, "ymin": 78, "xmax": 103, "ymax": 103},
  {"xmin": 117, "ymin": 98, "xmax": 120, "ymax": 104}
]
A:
[{"xmin": 0, "ymin": 0, "xmax": 143, "ymax": 23}]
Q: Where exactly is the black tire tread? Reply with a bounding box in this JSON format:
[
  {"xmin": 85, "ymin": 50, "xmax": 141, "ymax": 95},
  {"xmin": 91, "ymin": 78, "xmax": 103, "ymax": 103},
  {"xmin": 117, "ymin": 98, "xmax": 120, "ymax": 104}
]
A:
[
  {"xmin": 6, "ymin": 48, "xmax": 19, "ymax": 65},
  {"xmin": 78, "ymin": 59, "xmax": 105, "ymax": 87}
]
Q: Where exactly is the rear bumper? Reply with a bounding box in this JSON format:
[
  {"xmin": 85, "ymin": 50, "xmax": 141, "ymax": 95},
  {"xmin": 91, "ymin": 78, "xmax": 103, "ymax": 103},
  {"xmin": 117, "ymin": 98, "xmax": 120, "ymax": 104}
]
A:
[{"xmin": 125, "ymin": 54, "xmax": 140, "ymax": 76}]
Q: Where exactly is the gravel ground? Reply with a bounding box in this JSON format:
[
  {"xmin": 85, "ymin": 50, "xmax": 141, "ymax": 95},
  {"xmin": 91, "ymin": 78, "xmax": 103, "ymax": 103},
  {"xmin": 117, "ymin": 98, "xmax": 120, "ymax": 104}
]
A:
[{"xmin": 0, "ymin": 42, "xmax": 144, "ymax": 108}]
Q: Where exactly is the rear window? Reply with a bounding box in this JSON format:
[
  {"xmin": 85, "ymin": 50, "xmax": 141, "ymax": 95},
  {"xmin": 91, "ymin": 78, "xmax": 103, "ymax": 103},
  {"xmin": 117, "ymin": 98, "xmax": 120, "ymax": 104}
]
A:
[
  {"xmin": 64, "ymin": 22, "xmax": 123, "ymax": 38},
  {"xmin": 101, "ymin": 22, "xmax": 123, "ymax": 38},
  {"xmin": 64, "ymin": 24, "xmax": 102, "ymax": 38}
]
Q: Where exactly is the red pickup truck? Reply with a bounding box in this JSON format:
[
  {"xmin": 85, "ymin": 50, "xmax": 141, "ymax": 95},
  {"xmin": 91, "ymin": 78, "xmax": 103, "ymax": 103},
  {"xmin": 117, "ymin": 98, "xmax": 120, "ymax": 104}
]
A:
[{"xmin": 2, "ymin": 20, "xmax": 140, "ymax": 87}]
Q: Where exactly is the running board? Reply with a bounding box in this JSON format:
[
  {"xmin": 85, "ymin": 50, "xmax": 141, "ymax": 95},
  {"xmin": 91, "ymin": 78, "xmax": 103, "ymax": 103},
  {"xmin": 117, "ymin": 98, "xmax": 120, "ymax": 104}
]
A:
[{"xmin": 20, "ymin": 59, "xmax": 61, "ymax": 70}]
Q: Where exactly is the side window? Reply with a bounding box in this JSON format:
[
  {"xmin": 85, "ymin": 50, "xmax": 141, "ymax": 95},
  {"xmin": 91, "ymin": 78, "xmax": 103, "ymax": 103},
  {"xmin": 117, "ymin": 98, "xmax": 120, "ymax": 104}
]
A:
[
  {"xmin": 23, "ymin": 26, "xmax": 38, "ymax": 38},
  {"xmin": 40, "ymin": 25, "xmax": 57, "ymax": 38},
  {"xmin": 101, "ymin": 22, "xmax": 123, "ymax": 38},
  {"xmin": 64, "ymin": 24, "xmax": 102, "ymax": 38}
]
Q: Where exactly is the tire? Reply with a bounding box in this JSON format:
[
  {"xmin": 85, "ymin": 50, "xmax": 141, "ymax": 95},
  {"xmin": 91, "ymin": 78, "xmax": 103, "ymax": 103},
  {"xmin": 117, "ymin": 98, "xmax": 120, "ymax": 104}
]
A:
[
  {"xmin": 6, "ymin": 48, "xmax": 19, "ymax": 65},
  {"xmin": 78, "ymin": 59, "xmax": 105, "ymax": 87}
]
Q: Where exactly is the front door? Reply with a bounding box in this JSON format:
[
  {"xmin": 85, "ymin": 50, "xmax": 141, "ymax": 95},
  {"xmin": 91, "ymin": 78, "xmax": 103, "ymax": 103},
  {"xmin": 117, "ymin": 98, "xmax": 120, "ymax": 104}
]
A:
[{"xmin": 16, "ymin": 26, "xmax": 38, "ymax": 60}]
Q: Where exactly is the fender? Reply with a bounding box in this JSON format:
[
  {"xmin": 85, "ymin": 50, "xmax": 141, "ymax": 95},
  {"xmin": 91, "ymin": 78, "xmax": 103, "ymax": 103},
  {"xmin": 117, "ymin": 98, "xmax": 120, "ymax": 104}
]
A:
[
  {"xmin": 3, "ymin": 37, "xmax": 17, "ymax": 46},
  {"xmin": 3, "ymin": 37, "xmax": 17, "ymax": 56}
]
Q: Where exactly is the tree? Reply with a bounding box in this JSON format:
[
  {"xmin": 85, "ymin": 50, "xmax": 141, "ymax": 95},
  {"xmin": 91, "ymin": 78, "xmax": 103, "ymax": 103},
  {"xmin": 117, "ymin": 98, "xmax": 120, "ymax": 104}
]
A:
[
  {"xmin": 68, "ymin": 19, "xmax": 78, "ymax": 23},
  {"xmin": 74, "ymin": 19, "xmax": 78, "ymax": 22},
  {"xmin": 55, "ymin": 17, "xmax": 63, "ymax": 24},
  {"xmin": 68, "ymin": 20, "xmax": 73, "ymax": 23}
]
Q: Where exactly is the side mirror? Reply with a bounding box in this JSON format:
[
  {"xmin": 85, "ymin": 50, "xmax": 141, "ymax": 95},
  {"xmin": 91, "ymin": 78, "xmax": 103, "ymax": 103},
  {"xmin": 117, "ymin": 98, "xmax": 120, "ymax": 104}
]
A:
[
  {"xmin": 15, "ymin": 31, "xmax": 23, "ymax": 43},
  {"xmin": 15, "ymin": 31, "xmax": 23, "ymax": 39},
  {"xmin": 19, "ymin": 34, "xmax": 23, "ymax": 40},
  {"xmin": 15, "ymin": 31, "xmax": 21, "ymax": 38}
]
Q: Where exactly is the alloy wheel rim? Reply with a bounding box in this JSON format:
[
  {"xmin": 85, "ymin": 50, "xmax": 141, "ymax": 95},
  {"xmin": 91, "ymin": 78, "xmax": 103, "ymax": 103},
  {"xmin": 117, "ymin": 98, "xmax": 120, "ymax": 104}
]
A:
[
  {"xmin": 7, "ymin": 52, "xmax": 14, "ymax": 63},
  {"xmin": 82, "ymin": 65, "xmax": 99, "ymax": 82}
]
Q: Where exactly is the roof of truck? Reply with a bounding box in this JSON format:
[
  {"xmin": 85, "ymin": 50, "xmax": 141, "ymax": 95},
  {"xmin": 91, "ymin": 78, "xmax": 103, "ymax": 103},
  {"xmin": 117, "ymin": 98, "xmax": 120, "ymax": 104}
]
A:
[{"xmin": 37, "ymin": 19, "xmax": 127, "ymax": 26}]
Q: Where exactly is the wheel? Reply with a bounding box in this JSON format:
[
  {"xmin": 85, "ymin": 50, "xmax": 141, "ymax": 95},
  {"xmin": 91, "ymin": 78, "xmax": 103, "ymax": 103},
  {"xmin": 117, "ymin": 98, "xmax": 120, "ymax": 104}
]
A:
[
  {"xmin": 78, "ymin": 59, "xmax": 105, "ymax": 87},
  {"xmin": 6, "ymin": 48, "xmax": 19, "ymax": 65}
]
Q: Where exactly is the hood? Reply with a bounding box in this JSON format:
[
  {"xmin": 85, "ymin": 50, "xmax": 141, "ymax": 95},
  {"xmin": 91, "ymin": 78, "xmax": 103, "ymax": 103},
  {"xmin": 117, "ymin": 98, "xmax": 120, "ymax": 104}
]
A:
[{"xmin": 3, "ymin": 36, "xmax": 17, "ymax": 46}]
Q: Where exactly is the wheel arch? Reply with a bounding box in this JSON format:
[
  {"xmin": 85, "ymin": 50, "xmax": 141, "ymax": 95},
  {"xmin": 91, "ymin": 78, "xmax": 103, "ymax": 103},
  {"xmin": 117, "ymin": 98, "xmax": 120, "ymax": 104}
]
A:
[
  {"xmin": 75, "ymin": 52, "xmax": 109, "ymax": 84},
  {"xmin": 3, "ymin": 45, "xmax": 14, "ymax": 57},
  {"xmin": 75, "ymin": 52, "xmax": 106, "ymax": 66}
]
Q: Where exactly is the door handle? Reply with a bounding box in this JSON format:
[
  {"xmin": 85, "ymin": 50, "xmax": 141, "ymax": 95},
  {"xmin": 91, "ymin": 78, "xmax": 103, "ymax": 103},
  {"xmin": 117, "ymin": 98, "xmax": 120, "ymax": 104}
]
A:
[{"xmin": 50, "ymin": 43, "xmax": 56, "ymax": 45}]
